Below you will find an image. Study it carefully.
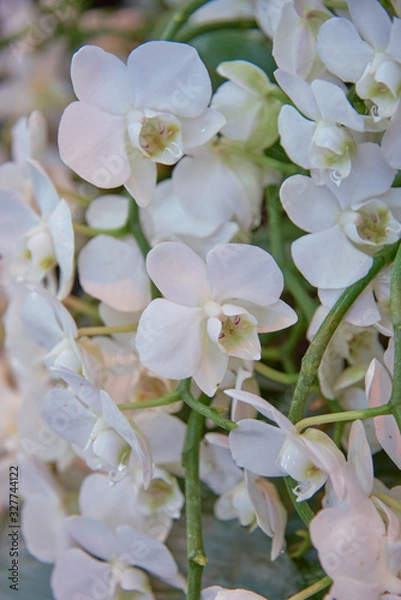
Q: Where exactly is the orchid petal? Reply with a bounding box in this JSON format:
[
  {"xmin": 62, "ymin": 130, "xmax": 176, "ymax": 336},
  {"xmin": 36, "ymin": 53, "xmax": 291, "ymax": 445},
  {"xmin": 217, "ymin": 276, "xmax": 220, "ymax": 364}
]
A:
[
  {"xmin": 51, "ymin": 549, "xmax": 114, "ymax": 600},
  {"xmin": 229, "ymin": 419, "xmax": 286, "ymax": 477},
  {"xmin": 278, "ymin": 105, "xmax": 315, "ymax": 169}
]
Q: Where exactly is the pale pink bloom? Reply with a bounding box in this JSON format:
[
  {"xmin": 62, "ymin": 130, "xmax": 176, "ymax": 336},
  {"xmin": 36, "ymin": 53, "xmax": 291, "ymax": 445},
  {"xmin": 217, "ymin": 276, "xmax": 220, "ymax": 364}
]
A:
[
  {"xmin": 366, "ymin": 358, "xmax": 401, "ymax": 469},
  {"xmin": 58, "ymin": 42, "xmax": 224, "ymax": 206},
  {"xmin": 136, "ymin": 242, "xmax": 297, "ymax": 396},
  {"xmin": 280, "ymin": 143, "xmax": 401, "ymax": 289},
  {"xmin": 226, "ymin": 389, "xmax": 346, "ymax": 501}
]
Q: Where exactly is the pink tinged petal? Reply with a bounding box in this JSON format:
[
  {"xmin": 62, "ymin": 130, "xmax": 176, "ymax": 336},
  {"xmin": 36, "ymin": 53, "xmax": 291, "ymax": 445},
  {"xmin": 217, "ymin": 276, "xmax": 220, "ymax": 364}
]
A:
[
  {"xmin": 382, "ymin": 105, "xmax": 401, "ymax": 169},
  {"xmin": 41, "ymin": 388, "xmax": 97, "ymax": 448},
  {"xmin": 348, "ymin": 0, "xmax": 391, "ymax": 50},
  {"xmin": 127, "ymin": 41, "xmax": 211, "ymax": 118},
  {"xmin": 116, "ymin": 525, "xmax": 186, "ymax": 590},
  {"xmin": 300, "ymin": 429, "xmax": 346, "ymax": 501},
  {"xmin": 71, "ymin": 45, "xmax": 134, "ymax": 115},
  {"xmin": 47, "ymin": 199, "xmax": 75, "ymax": 300},
  {"xmin": 280, "ymin": 175, "xmax": 339, "ymax": 232},
  {"xmin": 22, "ymin": 496, "xmax": 67, "ymax": 562},
  {"xmin": 291, "ymin": 226, "xmax": 373, "ymax": 289},
  {"xmin": 328, "ymin": 578, "xmax": 383, "ymax": 600},
  {"xmin": 98, "ymin": 389, "xmax": 153, "ymax": 487},
  {"xmin": 274, "ymin": 70, "xmax": 319, "ymax": 120},
  {"xmin": 211, "ymin": 305, "xmax": 261, "ymax": 361},
  {"xmin": 181, "ymin": 108, "xmax": 226, "ymax": 148},
  {"xmin": 0, "ymin": 189, "xmax": 38, "ymax": 254},
  {"xmin": 332, "ymin": 143, "xmax": 396, "ymax": 207},
  {"xmin": 78, "ymin": 235, "xmax": 151, "ymax": 312},
  {"xmin": 207, "ymin": 243, "xmax": 284, "ymax": 306},
  {"xmin": 58, "ymin": 102, "xmax": 130, "ymax": 189},
  {"xmin": 316, "ymin": 18, "xmax": 373, "ymax": 82},
  {"xmin": 311, "ymin": 80, "xmax": 365, "ymax": 131},
  {"xmin": 193, "ymin": 332, "xmax": 229, "ymax": 397},
  {"xmin": 229, "ymin": 419, "xmax": 286, "ymax": 477},
  {"xmin": 136, "ymin": 299, "xmax": 203, "ymax": 380},
  {"xmin": 366, "ymin": 359, "xmax": 401, "ymax": 469},
  {"xmin": 347, "ymin": 420, "xmax": 374, "ymax": 496},
  {"xmin": 51, "ymin": 549, "xmax": 114, "ymax": 600},
  {"xmin": 246, "ymin": 471, "xmax": 287, "ymax": 561},
  {"xmin": 124, "ymin": 150, "xmax": 157, "ymax": 207},
  {"xmin": 278, "ymin": 105, "xmax": 315, "ymax": 169},
  {"xmin": 27, "ymin": 160, "xmax": 59, "ymax": 215},
  {"xmin": 146, "ymin": 241, "xmax": 210, "ymax": 306},
  {"xmin": 86, "ymin": 195, "xmax": 129, "ymax": 229},
  {"xmin": 66, "ymin": 516, "xmax": 119, "ymax": 561}
]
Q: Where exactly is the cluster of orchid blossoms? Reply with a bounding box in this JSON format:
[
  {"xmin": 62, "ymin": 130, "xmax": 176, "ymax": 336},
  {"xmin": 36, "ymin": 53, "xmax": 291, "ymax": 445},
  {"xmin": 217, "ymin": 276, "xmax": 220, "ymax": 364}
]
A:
[{"xmin": 2, "ymin": 0, "xmax": 401, "ymax": 599}]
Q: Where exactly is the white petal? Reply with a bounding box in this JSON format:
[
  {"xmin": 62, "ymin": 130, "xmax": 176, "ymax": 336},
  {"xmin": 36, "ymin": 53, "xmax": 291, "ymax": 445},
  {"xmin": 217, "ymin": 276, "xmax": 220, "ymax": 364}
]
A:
[
  {"xmin": 136, "ymin": 299, "xmax": 203, "ymax": 380},
  {"xmin": 348, "ymin": 0, "xmax": 391, "ymax": 50},
  {"xmin": 22, "ymin": 496, "xmax": 67, "ymax": 563},
  {"xmin": 229, "ymin": 419, "xmax": 286, "ymax": 477},
  {"xmin": 41, "ymin": 388, "xmax": 96, "ymax": 448},
  {"xmin": 382, "ymin": 105, "xmax": 401, "ymax": 169},
  {"xmin": 58, "ymin": 102, "xmax": 130, "ymax": 189},
  {"xmin": 347, "ymin": 420, "xmax": 373, "ymax": 496},
  {"xmin": 0, "ymin": 189, "xmax": 37, "ymax": 254},
  {"xmin": 47, "ymin": 199, "xmax": 75, "ymax": 300},
  {"xmin": 249, "ymin": 300, "xmax": 298, "ymax": 333},
  {"xmin": 28, "ymin": 160, "xmax": 59, "ymax": 215},
  {"xmin": 21, "ymin": 289, "xmax": 76, "ymax": 349},
  {"xmin": 193, "ymin": 334, "xmax": 229, "ymax": 397},
  {"xmin": 127, "ymin": 41, "xmax": 211, "ymax": 118},
  {"xmin": 278, "ymin": 105, "xmax": 315, "ymax": 169},
  {"xmin": 207, "ymin": 243, "xmax": 284, "ymax": 306},
  {"xmin": 280, "ymin": 175, "xmax": 339, "ymax": 232},
  {"xmin": 67, "ymin": 516, "xmax": 119, "ymax": 560},
  {"xmin": 71, "ymin": 45, "xmax": 134, "ymax": 114},
  {"xmin": 116, "ymin": 525, "xmax": 186, "ymax": 590},
  {"xmin": 51, "ymin": 549, "xmax": 114, "ymax": 600},
  {"xmin": 146, "ymin": 241, "xmax": 210, "ymax": 306},
  {"xmin": 316, "ymin": 18, "xmax": 373, "ymax": 82},
  {"xmin": 181, "ymin": 109, "xmax": 226, "ymax": 148},
  {"xmin": 274, "ymin": 70, "xmax": 319, "ymax": 120},
  {"xmin": 86, "ymin": 195, "xmax": 129, "ymax": 229},
  {"xmin": 135, "ymin": 412, "xmax": 186, "ymax": 466},
  {"xmin": 311, "ymin": 79, "xmax": 364, "ymax": 131},
  {"xmin": 291, "ymin": 226, "xmax": 373, "ymax": 288},
  {"xmin": 78, "ymin": 235, "xmax": 151, "ymax": 312},
  {"xmin": 124, "ymin": 150, "xmax": 157, "ymax": 208}
]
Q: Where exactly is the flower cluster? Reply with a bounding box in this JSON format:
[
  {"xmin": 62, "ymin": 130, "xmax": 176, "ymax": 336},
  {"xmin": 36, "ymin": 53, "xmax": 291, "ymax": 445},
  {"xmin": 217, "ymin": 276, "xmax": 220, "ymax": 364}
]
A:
[{"xmin": 0, "ymin": 1, "xmax": 401, "ymax": 600}]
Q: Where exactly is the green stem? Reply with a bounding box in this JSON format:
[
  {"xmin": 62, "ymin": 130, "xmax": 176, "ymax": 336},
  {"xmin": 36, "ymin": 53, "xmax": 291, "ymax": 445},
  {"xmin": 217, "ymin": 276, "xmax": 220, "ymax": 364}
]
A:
[
  {"xmin": 286, "ymin": 576, "xmax": 332, "ymax": 600},
  {"xmin": 296, "ymin": 404, "xmax": 392, "ymax": 432},
  {"xmin": 118, "ymin": 391, "xmax": 181, "ymax": 411},
  {"xmin": 178, "ymin": 379, "xmax": 237, "ymax": 431},
  {"xmin": 236, "ymin": 150, "xmax": 299, "ymax": 174},
  {"xmin": 176, "ymin": 18, "xmax": 258, "ymax": 43},
  {"xmin": 73, "ymin": 223, "xmax": 129, "ymax": 238},
  {"xmin": 373, "ymin": 492, "xmax": 401, "ymax": 512},
  {"xmin": 288, "ymin": 240, "xmax": 400, "ymax": 424},
  {"xmin": 160, "ymin": 0, "xmax": 210, "ymax": 41},
  {"xmin": 254, "ymin": 362, "xmax": 299, "ymax": 385},
  {"xmin": 77, "ymin": 323, "xmax": 137, "ymax": 337},
  {"xmin": 389, "ymin": 242, "xmax": 401, "ymax": 431},
  {"xmin": 181, "ymin": 379, "xmax": 209, "ymax": 600},
  {"xmin": 284, "ymin": 477, "xmax": 315, "ymax": 526},
  {"xmin": 62, "ymin": 295, "xmax": 99, "ymax": 319}
]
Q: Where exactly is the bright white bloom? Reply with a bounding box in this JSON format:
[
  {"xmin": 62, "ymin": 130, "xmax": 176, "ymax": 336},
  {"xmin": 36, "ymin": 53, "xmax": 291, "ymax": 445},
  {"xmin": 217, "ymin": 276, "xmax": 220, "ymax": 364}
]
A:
[
  {"xmin": 58, "ymin": 42, "xmax": 224, "ymax": 206},
  {"xmin": 51, "ymin": 517, "xmax": 186, "ymax": 600},
  {"xmin": 280, "ymin": 143, "xmax": 401, "ymax": 289},
  {"xmin": 211, "ymin": 60, "xmax": 283, "ymax": 150},
  {"xmin": 0, "ymin": 160, "xmax": 74, "ymax": 299},
  {"xmin": 136, "ymin": 242, "xmax": 297, "ymax": 396},
  {"xmin": 140, "ymin": 179, "xmax": 238, "ymax": 258},
  {"xmin": 226, "ymin": 389, "xmax": 346, "ymax": 501},
  {"xmin": 316, "ymin": 0, "xmax": 401, "ymax": 119},
  {"xmin": 275, "ymin": 69, "xmax": 365, "ymax": 181}
]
